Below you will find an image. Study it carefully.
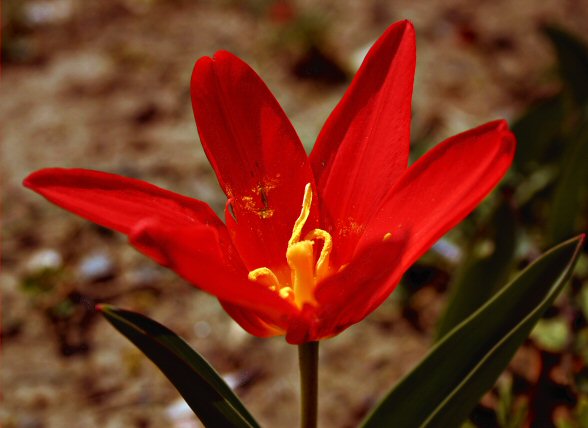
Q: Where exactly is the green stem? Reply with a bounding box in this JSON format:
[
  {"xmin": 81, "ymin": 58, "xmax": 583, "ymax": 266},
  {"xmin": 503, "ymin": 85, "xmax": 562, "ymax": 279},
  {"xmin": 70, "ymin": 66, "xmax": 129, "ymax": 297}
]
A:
[{"xmin": 298, "ymin": 341, "xmax": 319, "ymax": 428}]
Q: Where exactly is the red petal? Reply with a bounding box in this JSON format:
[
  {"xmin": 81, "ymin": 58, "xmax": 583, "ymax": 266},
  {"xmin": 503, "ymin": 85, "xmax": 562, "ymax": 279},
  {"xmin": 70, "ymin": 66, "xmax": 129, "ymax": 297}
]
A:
[
  {"xmin": 23, "ymin": 168, "xmax": 222, "ymax": 234},
  {"xmin": 285, "ymin": 235, "xmax": 408, "ymax": 344},
  {"xmin": 359, "ymin": 120, "xmax": 516, "ymax": 269},
  {"xmin": 290, "ymin": 120, "xmax": 516, "ymax": 343},
  {"xmin": 285, "ymin": 304, "xmax": 316, "ymax": 344},
  {"xmin": 24, "ymin": 168, "xmax": 226, "ymax": 264},
  {"xmin": 315, "ymin": 236, "xmax": 407, "ymax": 335},
  {"xmin": 23, "ymin": 168, "xmax": 223, "ymax": 234},
  {"xmin": 220, "ymin": 301, "xmax": 286, "ymax": 338},
  {"xmin": 191, "ymin": 51, "xmax": 317, "ymax": 270},
  {"xmin": 129, "ymin": 219, "xmax": 297, "ymax": 323},
  {"xmin": 310, "ymin": 21, "xmax": 416, "ymax": 264}
]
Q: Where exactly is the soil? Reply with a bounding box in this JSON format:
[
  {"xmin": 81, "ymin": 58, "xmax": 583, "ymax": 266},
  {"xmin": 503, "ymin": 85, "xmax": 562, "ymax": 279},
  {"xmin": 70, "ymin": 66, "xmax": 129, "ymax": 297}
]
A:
[{"xmin": 2, "ymin": 1, "xmax": 588, "ymax": 427}]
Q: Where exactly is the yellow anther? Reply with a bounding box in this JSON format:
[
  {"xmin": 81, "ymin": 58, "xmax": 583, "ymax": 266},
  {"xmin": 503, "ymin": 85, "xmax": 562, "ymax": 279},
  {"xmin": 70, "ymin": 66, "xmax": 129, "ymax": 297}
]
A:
[
  {"xmin": 248, "ymin": 267, "xmax": 280, "ymax": 290},
  {"xmin": 279, "ymin": 286, "xmax": 293, "ymax": 299},
  {"xmin": 383, "ymin": 232, "xmax": 392, "ymax": 241},
  {"xmin": 304, "ymin": 229, "xmax": 332, "ymax": 282},
  {"xmin": 288, "ymin": 183, "xmax": 313, "ymax": 246}
]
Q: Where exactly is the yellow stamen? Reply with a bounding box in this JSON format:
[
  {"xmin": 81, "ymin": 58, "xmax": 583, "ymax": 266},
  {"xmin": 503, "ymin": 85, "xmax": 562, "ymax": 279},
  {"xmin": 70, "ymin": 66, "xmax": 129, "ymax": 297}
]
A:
[
  {"xmin": 304, "ymin": 229, "xmax": 332, "ymax": 282},
  {"xmin": 287, "ymin": 240, "xmax": 316, "ymax": 307},
  {"xmin": 383, "ymin": 232, "xmax": 392, "ymax": 241},
  {"xmin": 247, "ymin": 183, "xmax": 334, "ymax": 308},
  {"xmin": 288, "ymin": 183, "xmax": 313, "ymax": 246},
  {"xmin": 248, "ymin": 267, "xmax": 280, "ymax": 290},
  {"xmin": 279, "ymin": 287, "xmax": 293, "ymax": 299}
]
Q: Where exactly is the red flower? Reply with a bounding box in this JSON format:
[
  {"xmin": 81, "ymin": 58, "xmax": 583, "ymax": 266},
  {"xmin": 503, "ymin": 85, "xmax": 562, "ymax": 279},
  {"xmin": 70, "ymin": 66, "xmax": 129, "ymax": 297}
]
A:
[{"xmin": 24, "ymin": 21, "xmax": 515, "ymax": 343}]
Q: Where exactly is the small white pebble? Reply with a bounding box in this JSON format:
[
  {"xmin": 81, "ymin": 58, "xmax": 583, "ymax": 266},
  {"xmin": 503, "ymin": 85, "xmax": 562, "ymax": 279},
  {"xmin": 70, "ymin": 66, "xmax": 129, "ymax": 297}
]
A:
[
  {"xmin": 78, "ymin": 251, "xmax": 115, "ymax": 282},
  {"xmin": 25, "ymin": 0, "xmax": 72, "ymax": 26},
  {"xmin": 193, "ymin": 321, "xmax": 211, "ymax": 339},
  {"xmin": 166, "ymin": 398, "xmax": 201, "ymax": 428},
  {"xmin": 26, "ymin": 249, "xmax": 63, "ymax": 272},
  {"xmin": 432, "ymin": 238, "xmax": 462, "ymax": 264}
]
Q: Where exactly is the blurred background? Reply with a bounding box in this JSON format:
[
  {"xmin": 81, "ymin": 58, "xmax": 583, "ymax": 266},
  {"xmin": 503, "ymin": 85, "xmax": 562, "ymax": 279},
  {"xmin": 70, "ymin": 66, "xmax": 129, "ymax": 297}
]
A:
[{"xmin": 2, "ymin": 0, "xmax": 588, "ymax": 427}]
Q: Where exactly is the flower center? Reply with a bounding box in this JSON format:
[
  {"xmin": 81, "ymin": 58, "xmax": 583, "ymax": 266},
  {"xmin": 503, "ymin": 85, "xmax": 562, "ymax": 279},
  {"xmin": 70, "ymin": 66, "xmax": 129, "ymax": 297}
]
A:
[{"xmin": 248, "ymin": 183, "xmax": 332, "ymax": 308}]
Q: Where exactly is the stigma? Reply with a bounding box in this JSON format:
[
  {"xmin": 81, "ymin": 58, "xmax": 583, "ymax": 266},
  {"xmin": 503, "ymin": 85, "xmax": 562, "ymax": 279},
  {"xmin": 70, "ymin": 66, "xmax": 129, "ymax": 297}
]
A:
[{"xmin": 248, "ymin": 183, "xmax": 332, "ymax": 308}]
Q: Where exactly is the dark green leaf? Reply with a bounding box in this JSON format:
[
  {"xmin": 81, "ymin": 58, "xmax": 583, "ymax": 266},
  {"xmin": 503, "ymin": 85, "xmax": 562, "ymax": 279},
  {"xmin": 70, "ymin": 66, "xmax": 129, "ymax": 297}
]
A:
[
  {"xmin": 512, "ymin": 96, "xmax": 566, "ymax": 173},
  {"xmin": 360, "ymin": 236, "xmax": 584, "ymax": 428},
  {"xmin": 549, "ymin": 121, "xmax": 588, "ymax": 244},
  {"xmin": 98, "ymin": 305, "xmax": 260, "ymax": 428},
  {"xmin": 544, "ymin": 25, "xmax": 588, "ymax": 106},
  {"xmin": 435, "ymin": 195, "xmax": 517, "ymax": 340}
]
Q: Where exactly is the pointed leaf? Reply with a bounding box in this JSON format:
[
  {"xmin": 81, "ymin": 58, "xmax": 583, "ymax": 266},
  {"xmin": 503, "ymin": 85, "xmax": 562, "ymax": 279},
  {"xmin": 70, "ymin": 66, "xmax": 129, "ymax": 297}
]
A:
[
  {"xmin": 435, "ymin": 195, "xmax": 518, "ymax": 340},
  {"xmin": 98, "ymin": 305, "xmax": 260, "ymax": 428},
  {"xmin": 549, "ymin": 121, "xmax": 588, "ymax": 244},
  {"xmin": 361, "ymin": 235, "xmax": 584, "ymax": 428},
  {"xmin": 511, "ymin": 96, "xmax": 565, "ymax": 172},
  {"xmin": 544, "ymin": 25, "xmax": 588, "ymax": 106}
]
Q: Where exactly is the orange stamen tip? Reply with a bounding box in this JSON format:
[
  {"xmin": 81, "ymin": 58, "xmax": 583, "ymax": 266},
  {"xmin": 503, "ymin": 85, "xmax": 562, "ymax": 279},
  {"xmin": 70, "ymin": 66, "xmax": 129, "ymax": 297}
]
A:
[
  {"xmin": 279, "ymin": 287, "xmax": 293, "ymax": 299},
  {"xmin": 248, "ymin": 267, "xmax": 280, "ymax": 290}
]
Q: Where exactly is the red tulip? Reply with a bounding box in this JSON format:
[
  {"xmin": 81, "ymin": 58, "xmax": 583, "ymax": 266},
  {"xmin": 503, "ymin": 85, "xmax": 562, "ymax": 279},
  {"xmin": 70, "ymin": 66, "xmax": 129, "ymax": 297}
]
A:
[{"xmin": 24, "ymin": 21, "xmax": 515, "ymax": 343}]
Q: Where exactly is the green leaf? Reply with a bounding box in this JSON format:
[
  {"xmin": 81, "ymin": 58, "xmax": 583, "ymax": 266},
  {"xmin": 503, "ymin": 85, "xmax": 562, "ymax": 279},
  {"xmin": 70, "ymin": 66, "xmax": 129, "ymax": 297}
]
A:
[
  {"xmin": 360, "ymin": 235, "xmax": 584, "ymax": 428},
  {"xmin": 435, "ymin": 196, "xmax": 517, "ymax": 340},
  {"xmin": 549, "ymin": 120, "xmax": 588, "ymax": 244},
  {"xmin": 544, "ymin": 25, "xmax": 588, "ymax": 106},
  {"xmin": 512, "ymin": 96, "xmax": 566, "ymax": 173},
  {"xmin": 98, "ymin": 305, "xmax": 260, "ymax": 428}
]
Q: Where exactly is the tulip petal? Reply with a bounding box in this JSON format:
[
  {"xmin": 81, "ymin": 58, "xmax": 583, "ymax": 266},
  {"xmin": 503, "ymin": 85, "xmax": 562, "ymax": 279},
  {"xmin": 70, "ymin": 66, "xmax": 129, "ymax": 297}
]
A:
[
  {"xmin": 220, "ymin": 301, "xmax": 286, "ymax": 338},
  {"xmin": 284, "ymin": 304, "xmax": 316, "ymax": 344},
  {"xmin": 285, "ymin": 235, "xmax": 408, "ymax": 343},
  {"xmin": 310, "ymin": 20, "xmax": 416, "ymax": 264},
  {"xmin": 129, "ymin": 219, "xmax": 297, "ymax": 323},
  {"xmin": 23, "ymin": 168, "xmax": 223, "ymax": 233},
  {"xmin": 191, "ymin": 51, "xmax": 317, "ymax": 271},
  {"xmin": 360, "ymin": 120, "xmax": 516, "ymax": 271}
]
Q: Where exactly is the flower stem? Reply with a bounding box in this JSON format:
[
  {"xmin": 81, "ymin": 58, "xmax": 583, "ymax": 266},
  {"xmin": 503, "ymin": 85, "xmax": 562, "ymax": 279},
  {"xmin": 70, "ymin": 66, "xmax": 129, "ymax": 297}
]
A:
[{"xmin": 298, "ymin": 341, "xmax": 319, "ymax": 428}]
